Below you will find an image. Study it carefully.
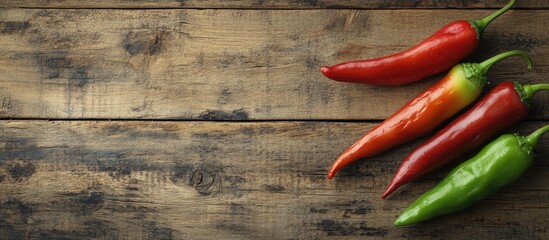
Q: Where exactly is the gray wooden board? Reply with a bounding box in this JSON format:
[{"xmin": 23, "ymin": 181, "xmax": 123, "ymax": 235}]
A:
[
  {"xmin": 0, "ymin": 120, "xmax": 548, "ymax": 239},
  {"xmin": 0, "ymin": 9, "xmax": 548, "ymax": 120}
]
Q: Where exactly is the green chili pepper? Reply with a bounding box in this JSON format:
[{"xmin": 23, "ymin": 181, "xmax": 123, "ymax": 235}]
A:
[{"xmin": 395, "ymin": 125, "xmax": 549, "ymax": 226}]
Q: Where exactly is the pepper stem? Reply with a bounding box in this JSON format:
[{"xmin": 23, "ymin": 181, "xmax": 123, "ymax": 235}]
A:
[
  {"xmin": 478, "ymin": 50, "xmax": 532, "ymax": 76},
  {"xmin": 525, "ymin": 125, "xmax": 549, "ymax": 147},
  {"xmin": 471, "ymin": 0, "xmax": 517, "ymax": 37},
  {"xmin": 514, "ymin": 83, "xmax": 549, "ymax": 107},
  {"xmin": 523, "ymin": 84, "xmax": 549, "ymax": 99}
]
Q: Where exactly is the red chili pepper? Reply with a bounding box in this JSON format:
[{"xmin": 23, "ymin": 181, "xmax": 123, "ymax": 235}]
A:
[
  {"xmin": 327, "ymin": 50, "xmax": 532, "ymax": 179},
  {"xmin": 320, "ymin": 0, "xmax": 516, "ymax": 85},
  {"xmin": 382, "ymin": 82, "xmax": 549, "ymax": 198}
]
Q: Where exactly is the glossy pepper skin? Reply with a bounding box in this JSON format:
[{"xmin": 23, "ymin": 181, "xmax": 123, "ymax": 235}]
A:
[
  {"xmin": 395, "ymin": 125, "xmax": 549, "ymax": 226},
  {"xmin": 327, "ymin": 50, "xmax": 532, "ymax": 179},
  {"xmin": 320, "ymin": 0, "xmax": 516, "ymax": 85},
  {"xmin": 383, "ymin": 82, "xmax": 549, "ymax": 198}
]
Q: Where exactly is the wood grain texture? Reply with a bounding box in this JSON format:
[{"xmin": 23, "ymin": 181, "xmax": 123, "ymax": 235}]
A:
[
  {"xmin": 1, "ymin": 8, "xmax": 548, "ymax": 120},
  {"xmin": 0, "ymin": 120, "xmax": 548, "ymax": 239},
  {"xmin": 1, "ymin": 0, "xmax": 548, "ymax": 9}
]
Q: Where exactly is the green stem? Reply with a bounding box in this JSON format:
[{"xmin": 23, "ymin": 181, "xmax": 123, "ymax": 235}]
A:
[
  {"xmin": 523, "ymin": 84, "xmax": 549, "ymax": 99},
  {"xmin": 471, "ymin": 0, "xmax": 517, "ymax": 37},
  {"xmin": 478, "ymin": 50, "xmax": 532, "ymax": 76},
  {"xmin": 525, "ymin": 125, "xmax": 549, "ymax": 147},
  {"xmin": 514, "ymin": 83, "xmax": 549, "ymax": 106}
]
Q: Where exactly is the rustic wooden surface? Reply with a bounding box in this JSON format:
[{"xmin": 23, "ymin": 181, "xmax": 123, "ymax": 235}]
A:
[
  {"xmin": 1, "ymin": 0, "xmax": 549, "ymax": 9},
  {"xmin": 1, "ymin": 1, "xmax": 548, "ymax": 239},
  {"xmin": 0, "ymin": 8, "xmax": 548, "ymax": 120},
  {"xmin": 1, "ymin": 121, "xmax": 548, "ymax": 239}
]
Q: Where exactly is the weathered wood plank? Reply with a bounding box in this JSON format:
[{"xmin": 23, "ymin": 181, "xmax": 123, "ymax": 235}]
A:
[
  {"xmin": 1, "ymin": 9, "xmax": 548, "ymax": 120},
  {"xmin": 0, "ymin": 120, "xmax": 548, "ymax": 239},
  {"xmin": 1, "ymin": 0, "xmax": 548, "ymax": 9}
]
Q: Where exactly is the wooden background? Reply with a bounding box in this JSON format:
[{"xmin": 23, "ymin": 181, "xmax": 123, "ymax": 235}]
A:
[{"xmin": 1, "ymin": 1, "xmax": 548, "ymax": 239}]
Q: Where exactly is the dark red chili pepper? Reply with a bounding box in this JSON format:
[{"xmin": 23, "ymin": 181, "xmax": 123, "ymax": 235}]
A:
[
  {"xmin": 327, "ymin": 50, "xmax": 532, "ymax": 179},
  {"xmin": 382, "ymin": 82, "xmax": 549, "ymax": 198},
  {"xmin": 320, "ymin": 0, "xmax": 516, "ymax": 85}
]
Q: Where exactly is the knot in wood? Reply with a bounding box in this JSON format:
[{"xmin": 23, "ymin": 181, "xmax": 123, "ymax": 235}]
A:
[{"xmin": 189, "ymin": 168, "xmax": 221, "ymax": 196}]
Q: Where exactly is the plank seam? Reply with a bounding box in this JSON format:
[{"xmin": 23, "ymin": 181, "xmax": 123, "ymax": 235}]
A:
[
  {"xmin": 1, "ymin": 7, "xmax": 547, "ymax": 10},
  {"xmin": 0, "ymin": 118, "xmax": 547, "ymax": 123},
  {"xmin": 0, "ymin": 118, "xmax": 384, "ymax": 123}
]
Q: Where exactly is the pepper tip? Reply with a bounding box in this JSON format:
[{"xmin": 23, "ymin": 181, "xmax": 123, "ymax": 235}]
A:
[
  {"xmin": 382, "ymin": 182, "xmax": 399, "ymax": 199},
  {"xmin": 394, "ymin": 211, "xmax": 414, "ymax": 227},
  {"xmin": 320, "ymin": 66, "xmax": 331, "ymax": 76},
  {"xmin": 394, "ymin": 218, "xmax": 405, "ymax": 227}
]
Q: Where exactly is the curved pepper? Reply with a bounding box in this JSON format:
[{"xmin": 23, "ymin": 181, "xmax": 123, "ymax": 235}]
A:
[
  {"xmin": 395, "ymin": 125, "xmax": 549, "ymax": 226},
  {"xmin": 320, "ymin": 0, "xmax": 516, "ymax": 85},
  {"xmin": 383, "ymin": 82, "xmax": 549, "ymax": 198},
  {"xmin": 327, "ymin": 50, "xmax": 532, "ymax": 179}
]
